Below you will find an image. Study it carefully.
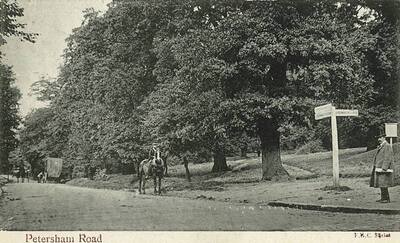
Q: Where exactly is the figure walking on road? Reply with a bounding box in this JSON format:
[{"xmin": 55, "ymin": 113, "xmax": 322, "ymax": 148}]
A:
[{"xmin": 370, "ymin": 136, "xmax": 395, "ymax": 203}]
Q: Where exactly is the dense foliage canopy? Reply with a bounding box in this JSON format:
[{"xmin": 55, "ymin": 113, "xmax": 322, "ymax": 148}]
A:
[{"xmin": 19, "ymin": 0, "xmax": 399, "ymax": 179}]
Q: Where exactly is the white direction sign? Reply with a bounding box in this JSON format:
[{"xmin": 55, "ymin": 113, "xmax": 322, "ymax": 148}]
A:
[
  {"xmin": 314, "ymin": 104, "xmax": 359, "ymax": 187},
  {"xmin": 336, "ymin": 109, "xmax": 358, "ymax": 117},
  {"xmin": 385, "ymin": 123, "xmax": 398, "ymax": 138},
  {"xmin": 314, "ymin": 104, "xmax": 332, "ymax": 120}
]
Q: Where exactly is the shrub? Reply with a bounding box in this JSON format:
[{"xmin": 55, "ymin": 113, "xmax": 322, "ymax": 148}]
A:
[
  {"xmin": 72, "ymin": 165, "xmax": 86, "ymax": 178},
  {"xmin": 94, "ymin": 168, "xmax": 108, "ymax": 181},
  {"xmin": 120, "ymin": 162, "xmax": 136, "ymax": 175},
  {"xmin": 295, "ymin": 140, "xmax": 326, "ymax": 155}
]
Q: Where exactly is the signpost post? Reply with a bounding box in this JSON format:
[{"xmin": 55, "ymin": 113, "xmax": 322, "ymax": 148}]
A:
[
  {"xmin": 314, "ymin": 104, "xmax": 358, "ymax": 187},
  {"xmin": 385, "ymin": 123, "xmax": 398, "ymax": 147}
]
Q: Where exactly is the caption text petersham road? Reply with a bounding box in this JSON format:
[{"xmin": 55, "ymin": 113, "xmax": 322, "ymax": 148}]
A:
[{"xmin": 26, "ymin": 234, "xmax": 103, "ymax": 243}]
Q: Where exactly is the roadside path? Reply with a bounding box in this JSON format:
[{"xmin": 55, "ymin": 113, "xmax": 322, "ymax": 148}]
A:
[
  {"xmin": 1, "ymin": 182, "xmax": 399, "ymax": 231},
  {"xmin": 169, "ymin": 177, "xmax": 400, "ymax": 211}
]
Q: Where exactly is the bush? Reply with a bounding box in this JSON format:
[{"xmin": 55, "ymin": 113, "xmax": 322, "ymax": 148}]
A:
[
  {"xmin": 120, "ymin": 162, "xmax": 136, "ymax": 175},
  {"xmin": 165, "ymin": 155, "xmax": 182, "ymax": 166},
  {"xmin": 94, "ymin": 168, "xmax": 108, "ymax": 181},
  {"xmin": 59, "ymin": 164, "xmax": 73, "ymax": 181},
  {"xmin": 280, "ymin": 125, "xmax": 314, "ymax": 151},
  {"xmin": 105, "ymin": 162, "xmax": 120, "ymax": 174},
  {"xmin": 72, "ymin": 165, "xmax": 85, "ymax": 178},
  {"xmin": 188, "ymin": 151, "xmax": 211, "ymax": 164},
  {"xmin": 295, "ymin": 140, "xmax": 326, "ymax": 155}
]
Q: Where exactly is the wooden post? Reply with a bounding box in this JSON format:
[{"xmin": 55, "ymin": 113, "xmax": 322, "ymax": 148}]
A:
[
  {"xmin": 330, "ymin": 106, "xmax": 340, "ymax": 187},
  {"xmin": 315, "ymin": 104, "xmax": 358, "ymax": 188}
]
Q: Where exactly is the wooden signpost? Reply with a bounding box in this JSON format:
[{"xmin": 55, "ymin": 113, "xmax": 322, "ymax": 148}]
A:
[{"xmin": 315, "ymin": 104, "xmax": 359, "ymax": 187}]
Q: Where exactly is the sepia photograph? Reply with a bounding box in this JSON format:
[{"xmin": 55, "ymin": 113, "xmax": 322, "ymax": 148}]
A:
[{"xmin": 0, "ymin": 0, "xmax": 399, "ymax": 238}]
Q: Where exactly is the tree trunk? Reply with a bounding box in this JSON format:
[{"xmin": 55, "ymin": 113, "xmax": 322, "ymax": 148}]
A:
[
  {"xmin": 257, "ymin": 119, "xmax": 289, "ymax": 180},
  {"xmin": 211, "ymin": 145, "xmax": 229, "ymax": 172},
  {"xmin": 163, "ymin": 156, "xmax": 168, "ymax": 177},
  {"xmin": 182, "ymin": 157, "xmax": 191, "ymax": 182},
  {"xmin": 240, "ymin": 145, "xmax": 247, "ymax": 158}
]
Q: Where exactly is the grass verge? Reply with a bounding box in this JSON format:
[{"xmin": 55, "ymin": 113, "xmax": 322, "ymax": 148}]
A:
[{"xmin": 66, "ymin": 145, "xmax": 400, "ymax": 192}]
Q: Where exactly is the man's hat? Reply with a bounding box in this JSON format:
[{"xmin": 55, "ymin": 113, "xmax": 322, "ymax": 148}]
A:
[
  {"xmin": 375, "ymin": 127, "xmax": 385, "ymax": 139},
  {"xmin": 376, "ymin": 133, "xmax": 385, "ymax": 138}
]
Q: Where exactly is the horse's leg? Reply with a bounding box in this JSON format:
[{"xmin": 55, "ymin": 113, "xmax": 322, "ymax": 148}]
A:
[
  {"xmin": 153, "ymin": 175, "xmax": 157, "ymax": 194},
  {"xmin": 142, "ymin": 175, "xmax": 146, "ymax": 194},
  {"xmin": 140, "ymin": 178, "xmax": 143, "ymax": 194},
  {"xmin": 138, "ymin": 173, "xmax": 142, "ymax": 194},
  {"xmin": 158, "ymin": 176, "xmax": 161, "ymax": 195},
  {"xmin": 138, "ymin": 177, "xmax": 140, "ymax": 194}
]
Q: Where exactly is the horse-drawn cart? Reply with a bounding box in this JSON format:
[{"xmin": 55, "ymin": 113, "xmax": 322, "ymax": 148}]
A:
[{"xmin": 39, "ymin": 157, "xmax": 63, "ymax": 183}]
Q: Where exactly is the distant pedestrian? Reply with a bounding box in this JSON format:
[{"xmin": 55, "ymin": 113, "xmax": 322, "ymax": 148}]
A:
[
  {"xmin": 370, "ymin": 136, "xmax": 395, "ymax": 203},
  {"xmin": 37, "ymin": 171, "xmax": 47, "ymax": 183}
]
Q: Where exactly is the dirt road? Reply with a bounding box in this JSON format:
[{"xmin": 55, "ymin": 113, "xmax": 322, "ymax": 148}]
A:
[{"xmin": 1, "ymin": 182, "xmax": 399, "ymax": 231}]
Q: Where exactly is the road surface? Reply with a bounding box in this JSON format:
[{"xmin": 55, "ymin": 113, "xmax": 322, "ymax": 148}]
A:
[{"xmin": 1, "ymin": 182, "xmax": 399, "ymax": 231}]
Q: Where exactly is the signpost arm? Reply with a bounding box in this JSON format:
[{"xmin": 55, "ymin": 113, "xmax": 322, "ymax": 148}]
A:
[{"xmin": 331, "ymin": 106, "xmax": 340, "ymax": 187}]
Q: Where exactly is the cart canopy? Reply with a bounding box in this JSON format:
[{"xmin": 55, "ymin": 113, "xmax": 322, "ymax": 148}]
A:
[{"xmin": 46, "ymin": 157, "xmax": 63, "ymax": 177}]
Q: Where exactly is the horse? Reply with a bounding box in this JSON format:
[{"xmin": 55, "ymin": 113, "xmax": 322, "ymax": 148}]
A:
[
  {"xmin": 138, "ymin": 157, "xmax": 166, "ymax": 195},
  {"xmin": 11, "ymin": 166, "xmax": 26, "ymax": 183},
  {"xmin": 25, "ymin": 169, "xmax": 31, "ymax": 182},
  {"xmin": 37, "ymin": 171, "xmax": 47, "ymax": 183},
  {"xmin": 11, "ymin": 168, "xmax": 21, "ymax": 182}
]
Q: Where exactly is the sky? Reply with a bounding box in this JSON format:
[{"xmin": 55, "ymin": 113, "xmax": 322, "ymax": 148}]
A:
[{"xmin": 1, "ymin": 0, "xmax": 111, "ymax": 116}]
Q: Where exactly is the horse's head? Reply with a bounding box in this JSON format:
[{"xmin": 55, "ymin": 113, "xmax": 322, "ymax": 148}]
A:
[
  {"xmin": 154, "ymin": 158, "xmax": 162, "ymax": 165},
  {"xmin": 154, "ymin": 158, "xmax": 165, "ymax": 174}
]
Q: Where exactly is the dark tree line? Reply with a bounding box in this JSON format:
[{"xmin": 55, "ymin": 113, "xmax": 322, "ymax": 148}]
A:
[{"xmin": 0, "ymin": 0, "xmax": 36, "ymax": 174}]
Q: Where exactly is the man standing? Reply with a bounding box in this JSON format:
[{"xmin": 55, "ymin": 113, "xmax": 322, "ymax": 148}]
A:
[{"xmin": 370, "ymin": 136, "xmax": 395, "ymax": 203}]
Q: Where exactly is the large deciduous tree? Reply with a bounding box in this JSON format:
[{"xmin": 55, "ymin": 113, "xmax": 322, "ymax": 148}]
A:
[
  {"xmin": 40, "ymin": 0, "xmax": 241, "ymax": 172},
  {"xmin": 0, "ymin": 64, "xmax": 21, "ymax": 173},
  {"xmin": 148, "ymin": 1, "xmax": 378, "ymax": 179},
  {"xmin": 0, "ymin": 0, "xmax": 36, "ymax": 173},
  {"xmin": 361, "ymin": 0, "xmax": 400, "ymax": 149}
]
